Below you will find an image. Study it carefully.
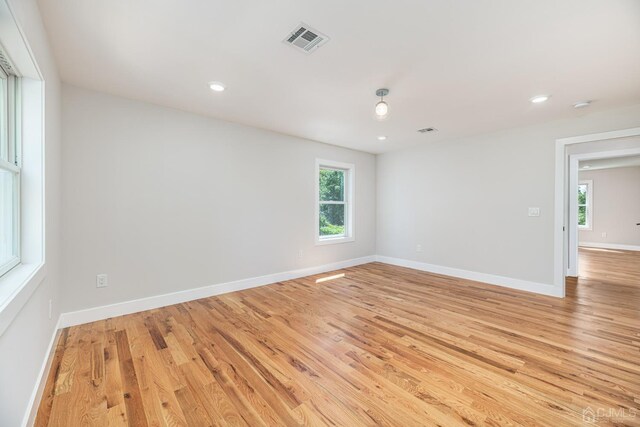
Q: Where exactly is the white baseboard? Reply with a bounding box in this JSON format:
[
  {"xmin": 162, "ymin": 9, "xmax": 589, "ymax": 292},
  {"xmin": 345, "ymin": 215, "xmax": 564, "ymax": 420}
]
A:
[
  {"xmin": 59, "ymin": 256, "xmax": 376, "ymax": 328},
  {"xmin": 375, "ymin": 255, "xmax": 563, "ymax": 297},
  {"xmin": 59, "ymin": 253, "xmax": 565, "ymax": 328},
  {"xmin": 22, "ymin": 315, "xmax": 61, "ymax": 427},
  {"xmin": 579, "ymin": 242, "xmax": 640, "ymax": 252}
]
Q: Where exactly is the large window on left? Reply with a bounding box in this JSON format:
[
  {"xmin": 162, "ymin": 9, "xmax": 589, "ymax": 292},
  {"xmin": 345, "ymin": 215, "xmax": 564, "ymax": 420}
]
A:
[{"xmin": 0, "ymin": 62, "xmax": 20, "ymax": 277}]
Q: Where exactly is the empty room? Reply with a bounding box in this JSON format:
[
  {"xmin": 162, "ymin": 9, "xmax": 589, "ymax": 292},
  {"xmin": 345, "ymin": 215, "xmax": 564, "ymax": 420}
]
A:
[{"xmin": 1, "ymin": 0, "xmax": 639, "ymax": 426}]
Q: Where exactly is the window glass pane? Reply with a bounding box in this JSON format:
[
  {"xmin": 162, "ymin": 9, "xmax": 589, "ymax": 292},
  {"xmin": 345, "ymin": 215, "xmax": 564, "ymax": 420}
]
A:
[
  {"xmin": 578, "ymin": 184, "xmax": 587, "ymax": 205},
  {"xmin": 319, "ymin": 203, "xmax": 345, "ymax": 237},
  {"xmin": 578, "ymin": 206, "xmax": 587, "ymax": 226},
  {"xmin": 319, "ymin": 168, "xmax": 344, "ymax": 201},
  {"xmin": 0, "ymin": 168, "xmax": 16, "ymax": 266},
  {"xmin": 0, "ymin": 75, "xmax": 7, "ymax": 161}
]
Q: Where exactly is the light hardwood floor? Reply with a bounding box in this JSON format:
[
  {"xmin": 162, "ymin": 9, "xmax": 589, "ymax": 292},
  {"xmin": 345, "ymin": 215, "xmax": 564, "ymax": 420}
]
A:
[{"xmin": 35, "ymin": 248, "xmax": 640, "ymax": 426}]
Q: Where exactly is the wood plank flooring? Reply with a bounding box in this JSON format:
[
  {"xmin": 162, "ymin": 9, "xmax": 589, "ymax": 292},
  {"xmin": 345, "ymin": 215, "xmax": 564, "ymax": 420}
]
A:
[{"xmin": 35, "ymin": 249, "xmax": 640, "ymax": 426}]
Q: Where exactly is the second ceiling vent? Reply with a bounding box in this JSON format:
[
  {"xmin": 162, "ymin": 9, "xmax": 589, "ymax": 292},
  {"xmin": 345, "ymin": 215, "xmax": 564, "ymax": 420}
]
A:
[
  {"xmin": 417, "ymin": 127, "xmax": 438, "ymax": 133},
  {"xmin": 283, "ymin": 23, "xmax": 330, "ymax": 54}
]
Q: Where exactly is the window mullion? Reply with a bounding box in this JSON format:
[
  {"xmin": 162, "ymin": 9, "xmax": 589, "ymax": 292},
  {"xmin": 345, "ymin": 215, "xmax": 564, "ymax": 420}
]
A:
[
  {"xmin": 0, "ymin": 62, "xmax": 20, "ymax": 277},
  {"xmin": 9, "ymin": 75, "xmax": 19, "ymax": 166},
  {"xmin": 0, "ymin": 75, "xmax": 7, "ymax": 161},
  {"xmin": 7, "ymin": 75, "xmax": 14, "ymax": 164}
]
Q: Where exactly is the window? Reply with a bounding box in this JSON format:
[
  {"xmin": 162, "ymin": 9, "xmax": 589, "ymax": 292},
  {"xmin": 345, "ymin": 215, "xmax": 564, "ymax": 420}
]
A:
[
  {"xmin": 316, "ymin": 160, "xmax": 354, "ymax": 244},
  {"xmin": 0, "ymin": 61, "xmax": 20, "ymax": 277},
  {"xmin": 578, "ymin": 180, "xmax": 592, "ymax": 230}
]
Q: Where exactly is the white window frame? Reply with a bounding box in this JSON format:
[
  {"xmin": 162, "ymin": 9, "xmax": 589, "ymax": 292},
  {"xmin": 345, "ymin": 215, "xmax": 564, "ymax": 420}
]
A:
[
  {"xmin": 577, "ymin": 179, "xmax": 592, "ymax": 231},
  {"xmin": 315, "ymin": 159, "xmax": 355, "ymax": 245},
  {"xmin": 0, "ymin": 63, "xmax": 20, "ymax": 277},
  {"xmin": 0, "ymin": 3, "xmax": 47, "ymax": 341}
]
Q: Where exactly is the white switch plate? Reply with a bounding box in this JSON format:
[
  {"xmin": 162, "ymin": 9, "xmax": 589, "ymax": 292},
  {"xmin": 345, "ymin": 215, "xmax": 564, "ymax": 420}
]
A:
[
  {"xmin": 601, "ymin": 232, "xmax": 607, "ymax": 238},
  {"xmin": 96, "ymin": 274, "xmax": 108, "ymax": 288},
  {"xmin": 416, "ymin": 244, "xmax": 423, "ymax": 252},
  {"xmin": 528, "ymin": 207, "xmax": 540, "ymax": 217}
]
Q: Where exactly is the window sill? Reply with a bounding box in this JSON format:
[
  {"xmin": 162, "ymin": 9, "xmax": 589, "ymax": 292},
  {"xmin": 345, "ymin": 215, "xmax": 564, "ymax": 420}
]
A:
[
  {"xmin": 578, "ymin": 226, "xmax": 593, "ymax": 231},
  {"xmin": 316, "ymin": 236, "xmax": 355, "ymax": 246},
  {"xmin": 0, "ymin": 262, "xmax": 46, "ymax": 337}
]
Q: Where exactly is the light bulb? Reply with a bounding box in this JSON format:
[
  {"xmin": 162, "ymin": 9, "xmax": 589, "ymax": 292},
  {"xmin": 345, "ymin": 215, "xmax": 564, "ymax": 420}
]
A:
[
  {"xmin": 209, "ymin": 81, "xmax": 226, "ymax": 92},
  {"xmin": 375, "ymin": 101, "xmax": 388, "ymax": 117}
]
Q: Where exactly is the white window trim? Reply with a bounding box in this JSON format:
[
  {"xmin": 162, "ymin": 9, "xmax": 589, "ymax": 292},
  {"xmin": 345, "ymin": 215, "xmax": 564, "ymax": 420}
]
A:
[
  {"xmin": 315, "ymin": 159, "xmax": 355, "ymax": 245},
  {"xmin": 0, "ymin": 56, "xmax": 21, "ymax": 277},
  {"xmin": 578, "ymin": 179, "xmax": 593, "ymax": 231},
  {"xmin": 0, "ymin": 1, "xmax": 47, "ymax": 339}
]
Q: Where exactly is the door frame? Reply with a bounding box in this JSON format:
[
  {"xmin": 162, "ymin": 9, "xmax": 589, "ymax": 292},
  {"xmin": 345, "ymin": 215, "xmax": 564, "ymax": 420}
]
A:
[{"xmin": 554, "ymin": 127, "xmax": 640, "ymax": 296}]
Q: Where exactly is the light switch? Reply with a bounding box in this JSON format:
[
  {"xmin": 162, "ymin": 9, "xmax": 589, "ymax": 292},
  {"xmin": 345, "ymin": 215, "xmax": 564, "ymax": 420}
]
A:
[{"xmin": 528, "ymin": 207, "xmax": 540, "ymax": 217}]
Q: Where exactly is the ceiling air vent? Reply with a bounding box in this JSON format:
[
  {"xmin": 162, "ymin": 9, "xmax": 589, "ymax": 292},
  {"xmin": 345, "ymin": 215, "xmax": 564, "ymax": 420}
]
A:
[
  {"xmin": 417, "ymin": 127, "xmax": 437, "ymax": 133},
  {"xmin": 282, "ymin": 23, "xmax": 329, "ymax": 54}
]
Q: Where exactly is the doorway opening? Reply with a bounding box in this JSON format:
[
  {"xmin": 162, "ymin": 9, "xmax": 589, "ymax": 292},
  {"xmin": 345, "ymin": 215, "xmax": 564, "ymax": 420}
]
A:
[
  {"xmin": 568, "ymin": 149, "xmax": 640, "ymax": 278},
  {"xmin": 554, "ymin": 127, "xmax": 640, "ymax": 297}
]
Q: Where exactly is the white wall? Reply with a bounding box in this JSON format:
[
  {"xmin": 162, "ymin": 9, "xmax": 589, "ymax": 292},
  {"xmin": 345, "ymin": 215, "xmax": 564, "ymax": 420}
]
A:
[
  {"xmin": 377, "ymin": 104, "xmax": 640, "ymax": 290},
  {"xmin": 61, "ymin": 85, "xmax": 376, "ymax": 313},
  {"xmin": 579, "ymin": 166, "xmax": 640, "ymax": 246},
  {"xmin": 0, "ymin": 0, "xmax": 62, "ymax": 425}
]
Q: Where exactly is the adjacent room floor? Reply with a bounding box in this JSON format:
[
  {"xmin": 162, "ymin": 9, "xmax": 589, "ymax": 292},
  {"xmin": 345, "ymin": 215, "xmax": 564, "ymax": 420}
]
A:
[{"xmin": 35, "ymin": 250, "xmax": 640, "ymax": 426}]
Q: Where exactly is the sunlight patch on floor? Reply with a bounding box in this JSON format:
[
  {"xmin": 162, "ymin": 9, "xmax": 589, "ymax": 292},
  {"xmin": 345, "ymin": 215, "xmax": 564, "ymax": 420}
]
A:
[
  {"xmin": 580, "ymin": 247, "xmax": 626, "ymax": 254},
  {"xmin": 316, "ymin": 273, "xmax": 346, "ymax": 283}
]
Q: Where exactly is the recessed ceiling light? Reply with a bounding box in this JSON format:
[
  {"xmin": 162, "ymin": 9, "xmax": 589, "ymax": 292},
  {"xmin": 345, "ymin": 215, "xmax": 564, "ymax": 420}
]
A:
[
  {"xmin": 208, "ymin": 81, "xmax": 226, "ymax": 92},
  {"xmin": 530, "ymin": 95, "xmax": 550, "ymax": 104},
  {"xmin": 377, "ymin": 136, "xmax": 387, "ymax": 141},
  {"xmin": 582, "ymin": 165, "xmax": 591, "ymax": 169},
  {"xmin": 574, "ymin": 101, "xmax": 591, "ymax": 109}
]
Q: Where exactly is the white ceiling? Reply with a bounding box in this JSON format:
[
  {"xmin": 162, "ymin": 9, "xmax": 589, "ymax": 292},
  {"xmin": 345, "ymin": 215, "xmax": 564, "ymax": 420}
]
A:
[
  {"xmin": 580, "ymin": 155, "xmax": 640, "ymax": 171},
  {"xmin": 37, "ymin": 0, "xmax": 640, "ymax": 154}
]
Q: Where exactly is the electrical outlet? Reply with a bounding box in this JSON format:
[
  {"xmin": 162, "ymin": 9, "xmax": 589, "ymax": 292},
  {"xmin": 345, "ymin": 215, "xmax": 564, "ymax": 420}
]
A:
[
  {"xmin": 96, "ymin": 274, "xmax": 108, "ymax": 288},
  {"xmin": 416, "ymin": 244, "xmax": 423, "ymax": 253},
  {"xmin": 528, "ymin": 207, "xmax": 541, "ymax": 217},
  {"xmin": 48, "ymin": 299, "xmax": 52, "ymax": 320},
  {"xmin": 601, "ymin": 232, "xmax": 607, "ymax": 238}
]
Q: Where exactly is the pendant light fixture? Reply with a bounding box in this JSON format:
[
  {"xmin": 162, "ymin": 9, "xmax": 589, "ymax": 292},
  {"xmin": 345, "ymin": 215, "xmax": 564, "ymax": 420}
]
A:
[{"xmin": 374, "ymin": 88, "xmax": 389, "ymax": 120}]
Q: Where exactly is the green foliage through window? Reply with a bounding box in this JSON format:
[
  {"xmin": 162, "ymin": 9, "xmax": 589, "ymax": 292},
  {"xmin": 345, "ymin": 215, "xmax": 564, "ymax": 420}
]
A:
[
  {"xmin": 578, "ymin": 206, "xmax": 586, "ymax": 226},
  {"xmin": 319, "ymin": 168, "xmax": 346, "ymax": 237},
  {"xmin": 319, "ymin": 204, "xmax": 345, "ymax": 236},
  {"xmin": 578, "ymin": 184, "xmax": 588, "ymax": 227},
  {"xmin": 578, "ymin": 185, "xmax": 587, "ymax": 205},
  {"xmin": 319, "ymin": 169, "xmax": 344, "ymax": 201}
]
